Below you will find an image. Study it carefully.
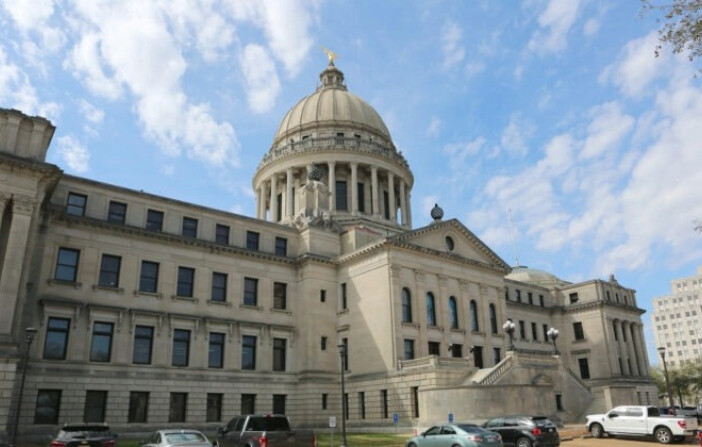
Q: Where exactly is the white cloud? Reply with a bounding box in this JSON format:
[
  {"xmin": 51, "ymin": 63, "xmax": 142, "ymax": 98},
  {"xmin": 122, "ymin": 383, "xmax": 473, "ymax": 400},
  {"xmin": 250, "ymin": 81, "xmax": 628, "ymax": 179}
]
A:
[
  {"xmin": 444, "ymin": 137, "xmax": 486, "ymax": 167},
  {"xmin": 0, "ymin": 46, "xmax": 59, "ymax": 119},
  {"xmin": 78, "ymin": 99, "xmax": 104, "ymax": 124},
  {"xmin": 441, "ymin": 21, "xmax": 465, "ymax": 69},
  {"xmin": 56, "ymin": 135, "xmax": 90, "ymax": 172},
  {"xmin": 581, "ymin": 102, "xmax": 634, "ymax": 160},
  {"xmin": 599, "ymin": 31, "xmax": 666, "ymax": 98},
  {"xmin": 239, "ymin": 44, "xmax": 281, "ymax": 114},
  {"xmin": 500, "ymin": 113, "xmax": 534, "ymax": 158},
  {"xmin": 427, "ymin": 117, "xmax": 441, "ymax": 136},
  {"xmin": 528, "ymin": 0, "xmax": 582, "ymax": 54},
  {"xmin": 1, "ymin": 0, "xmax": 66, "ymax": 57},
  {"xmin": 583, "ymin": 18, "xmax": 600, "ymax": 37}
]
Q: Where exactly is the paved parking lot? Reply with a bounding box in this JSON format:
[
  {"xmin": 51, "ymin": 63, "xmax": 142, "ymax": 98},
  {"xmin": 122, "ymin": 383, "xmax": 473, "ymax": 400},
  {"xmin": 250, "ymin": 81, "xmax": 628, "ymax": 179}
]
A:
[{"xmin": 564, "ymin": 435, "xmax": 700, "ymax": 446}]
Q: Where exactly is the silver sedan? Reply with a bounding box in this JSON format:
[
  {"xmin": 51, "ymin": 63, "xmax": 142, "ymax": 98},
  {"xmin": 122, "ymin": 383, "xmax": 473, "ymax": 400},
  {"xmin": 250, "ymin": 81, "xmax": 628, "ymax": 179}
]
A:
[{"xmin": 141, "ymin": 430, "xmax": 213, "ymax": 447}]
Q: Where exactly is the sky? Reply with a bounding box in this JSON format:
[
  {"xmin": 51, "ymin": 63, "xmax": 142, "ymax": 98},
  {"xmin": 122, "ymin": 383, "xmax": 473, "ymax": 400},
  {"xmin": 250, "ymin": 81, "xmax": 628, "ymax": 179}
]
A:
[{"xmin": 1, "ymin": 0, "xmax": 701, "ymax": 367}]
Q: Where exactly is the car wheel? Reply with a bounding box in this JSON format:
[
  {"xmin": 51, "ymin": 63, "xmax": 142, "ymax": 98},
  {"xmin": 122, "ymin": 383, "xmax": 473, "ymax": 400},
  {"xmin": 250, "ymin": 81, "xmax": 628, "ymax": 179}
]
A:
[
  {"xmin": 589, "ymin": 423, "xmax": 604, "ymax": 438},
  {"xmin": 654, "ymin": 427, "xmax": 673, "ymax": 444},
  {"xmin": 516, "ymin": 437, "xmax": 532, "ymax": 447},
  {"xmin": 407, "ymin": 442, "xmax": 417, "ymax": 447}
]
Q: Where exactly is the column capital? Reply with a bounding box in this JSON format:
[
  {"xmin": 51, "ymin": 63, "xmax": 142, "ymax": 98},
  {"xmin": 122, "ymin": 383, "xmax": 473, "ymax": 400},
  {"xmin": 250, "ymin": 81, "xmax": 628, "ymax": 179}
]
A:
[{"xmin": 12, "ymin": 196, "xmax": 37, "ymax": 215}]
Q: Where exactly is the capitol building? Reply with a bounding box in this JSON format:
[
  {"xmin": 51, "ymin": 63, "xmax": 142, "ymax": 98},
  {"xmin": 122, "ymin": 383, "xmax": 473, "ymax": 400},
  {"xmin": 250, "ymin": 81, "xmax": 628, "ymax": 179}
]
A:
[{"xmin": 0, "ymin": 60, "xmax": 656, "ymax": 440}]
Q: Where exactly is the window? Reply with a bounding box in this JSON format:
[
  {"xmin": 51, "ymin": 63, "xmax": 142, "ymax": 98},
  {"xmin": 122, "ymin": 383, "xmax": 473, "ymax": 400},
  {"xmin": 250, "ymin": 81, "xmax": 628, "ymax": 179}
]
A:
[
  {"xmin": 531, "ymin": 322, "xmax": 538, "ymax": 341},
  {"xmin": 246, "ymin": 231, "xmax": 260, "ymax": 250},
  {"xmin": 578, "ymin": 357, "xmax": 590, "ymax": 379},
  {"xmin": 428, "ymin": 341, "xmax": 440, "ymax": 356},
  {"xmin": 472, "ymin": 346, "xmax": 484, "ymax": 368},
  {"xmin": 90, "ymin": 322, "xmax": 113, "ymax": 362},
  {"xmin": 401, "ymin": 288, "xmax": 412, "ymax": 323},
  {"xmin": 381, "ymin": 390, "xmax": 389, "ymax": 418},
  {"xmin": 273, "ymin": 395, "xmax": 286, "ymax": 415},
  {"xmin": 539, "ymin": 294, "xmax": 545, "ymax": 307},
  {"xmin": 241, "ymin": 394, "xmax": 255, "ymax": 414},
  {"xmin": 493, "ymin": 347, "xmax": 501, "ymax": 365},
  {"xmin": 322, "ymin": 394, "xmax": 328, "ymax": 410},
  {"xmin": 107, "ymin": 201, "xmax": 127, "ymax": 224},
  {"xmin": 489, "ymin": 304, "xmax": 498, "ymax": 334},
  {"xmin": 505, "ymin": 288, "xmax": 509, "ymax": 300},
  {"xmin": 470, "ymin": 300, "xmax": 479, "ymax": 332},
  {"xmin": 426, "ymin": 292, "xmax": 436, "ymax": 326},
  {"xmin": 450, "ymin": 343, "xmax": 463, "ymax": 358},
  {"xmin": 519, "ymin": 321, "xmax": 526, "ymax": 340},
  {"xmin": 404, "ymin": 339, "xmax": 415, "ymax": 360},
  {"xmin": 344, "ymin": 393, "xmax": 349, "ymax": 419},
  {"xmin": 275, "ymin": 237, "xmax": 287, "ymax": 256},
  {"xmin": 276, "ymin": 193, "xmax": 283, "ymax": 222},
  {"xmin": 273, "ymin": 338, "xmax": 286, "ymax": 371},
  {"xmin": 211, "ymin": 272, "xmax": 227, "ymax": 302},
  {"xmin": 273, "ymin": 282, "xmax": 287, "ymax": 310},
  {"xmin": 383, "ymin": 190, "xmax": 390, "ymax": 219},
  {"xmin": 445, "ymin": 236, "xmax": 455, "ymax": 251},
  {"xmin": 66, "ymin": 192, "xmax": 87, "ymax": 216},
  {"xmin": 340, "ymin": 283, "xmax": 347, "ymax": 310},
  {"xmin": 569, "ymin": 292, "xmax": 579, "ymax": 304},
  {"xmin": 556, "ymin": 394, "xmax": 563, "ymax": 411},
  {"xmin": 55, "ymin": 247, "xmax": 80, "ymax": 282},
  {"xmin": 543, "ymin": 324, "xmax": 549, "ymax": 342},
  {"xmin": 336, "ymin": 181, "xmax": 348, "ymax": 211},
  {"xmin": 172, "ymin": 329, "xmax": 190, "ymax": 367},
  {"xmin": 321, "ymin": 336, "xmax": 327, "ymax": 350},
  {"xmin": 34, "ymin": 390, "xmax": 61, "ymax": 424},
  {"xmin": 177, "ymin": 267, "xmax": 195, "ymax": 297},
  {"xmin": 216, "ymin": 224, "xmax": 230, "ymax": 244},
  {"xmin": 336, "ymin": 132, "xmax": 345, "ymax": 145},
  {"xmin": 98, "ymin": 254, "xmax": 121, "ymax": 288},
  {"xmin": 573, "ymin": 322, "xmax": 585, "ymax": 341},
  {"xmin": 182, "ymin": 217, "xmax": 198, "ymax": 238},
  {"xmin": 357, "ymin": 182, "xmax": 365, "ymax": 212},
  {"xmin": 128, "ymin": 392, "xmax": 149, "ymax": 423},
  {"xmin": 412, "ymin": 386, "xmax": 419, "ymax": 418},
  {"xmin": 169, "ymin": 392, "xmax": 187, "ymax": 423},
  {"xmin": 449, "ymin": 296, "xmax": 459, "ymax": 329},
  {"xmin": 133, "ymin": 326, "xmax": 154, "ymax": 364},
  {"xmin": 139, "ymin": 261, "xmax": 159, "ymax": 293},
  {"xmin": 244, "ymin": 277, "xmax": 258, "ymax": 306},
  {"xmin": 320, "ymin": 289, "xmax": 326, "ymax": 302},
  {"xmin": 528, "ymin": 292, "xmax": 533, "ymax": 305},
  {"xmin": 209, "ymin": 332, "xmax": 225, "ymax": 368},
  {"xmin": 146, "ymin": 209, "xmax": 164, "ymax": 232},
  {"xmin": 516, "ymin": 289, "xmax": 522, "ymax": 302},
  {"xmin": 242, "ymin": 335, "xmax": 256, "ymax": 370},
  {"xmin": 43, "ymin": 317, "xmax": 70, "ymax": 360},
  {"xmin": 207, "ymin": 393, "xmax": 222, "ymax": 422},
  {"xmin": 84, "ymin": 390, "xmax": 107, "ymax": 423},
  {"xmin": 341, "ymin": 338, "xmax": 349, "ymax": 371},
  {"xmin": 359, "ymin": 392, "xmax": 365, "ymax": 419}
]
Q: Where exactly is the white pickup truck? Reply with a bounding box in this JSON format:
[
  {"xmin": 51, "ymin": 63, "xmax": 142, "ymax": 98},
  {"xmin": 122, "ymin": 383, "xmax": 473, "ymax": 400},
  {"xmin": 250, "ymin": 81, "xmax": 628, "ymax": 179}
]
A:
[{"xmin": 586, "ymin": 405, "xmax": 698, "ymax": 444}]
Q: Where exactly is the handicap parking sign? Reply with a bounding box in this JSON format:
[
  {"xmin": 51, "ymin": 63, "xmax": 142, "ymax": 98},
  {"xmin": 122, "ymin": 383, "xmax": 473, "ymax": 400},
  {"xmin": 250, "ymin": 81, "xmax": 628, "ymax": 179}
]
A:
[
  {"xmin": 448, "ymin": 412, "xmax": 454, "ymax": 423},
  {"xmin": 393, "ymin": 413, "xmax": 399, "ymax": 424}
]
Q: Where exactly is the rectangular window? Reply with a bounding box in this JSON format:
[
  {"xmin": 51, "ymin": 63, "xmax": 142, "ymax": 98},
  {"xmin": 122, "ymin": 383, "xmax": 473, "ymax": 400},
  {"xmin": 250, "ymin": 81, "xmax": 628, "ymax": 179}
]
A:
[
  {"xmin": 273, "ymin": 338, "xmax": 286, "ymax": 372},
  {"xmin": 177, "ymin": 266, "xmax": 195, "ymax": 297},
  {"xmin": 357, "ymin": 182, "xmax": 365, "ymax": 212},
  {"xmin": 320, "ymin": 290, "xmax": 326, "ymax": 302},
  {"xmin": 578, "ymin": 357, "xmax": 590, "ymax": 379},
  {"xmin": 359, "ymin": 392, "xmax": 365, "ymax": 419},
  {"xmin": 209, "ymin": 332, "xmax": 225, "ymax": 368},
  {"xmin": 207, "ymin": 393, "xmax": 222, "ymax": 422},
  {"xmin": 531, "ymin": 322, "xmax": 538, "ymax": 341},
  {"xmin": 404, "ymin": 339, "xmax": 415, "ymax": 360},
  {"xmin": 340, "ymin": 283, "xmax": 347, "ymax": 310},
  {"xmin": 412, "ymin": 386, "xmax": 419, "ymax": 418},
  {"xmin": 84, "ymin": 390, "xmax": 107, "ymax": 423},
  {"xmin": 146, "ymin": 209, "xmax": 164, "ymax": 232},
  {"xmin": 211, "ymin": 272, "xmax": 227, "ymax": 302},
  {"xmin": 55, "ymin": 247, "xmax": 80, "ymax": 282},
  {"xmin": 516, "ymin": 289, "xmax": 522, "ymax": 302},
  {"xmin": 381, "ymin": 390, "xmax": 389, "ymax": 419},
  {"xmin": 344, "ymin": 393, "xmax": 349, "ymax": 419},
  {"xmin": 241, "ymin": 394, "xmax": 255, "ymax": 415},
  {"xmin": 66, "ymin": 192, "xmax": 87, "ymax": 216},
  {"xmin": 133, "ymin": 325, "xmax": 154, "ymax": 364},
  {"xmin": 244, "ymin": 277, "xmax": 258, "ymax": 306},
  {"xmin": 273, "ymin": 394, "xmax": 286, "ymax": 415},
  {"xmin": 89, "ymin": 322, "xmax": 113, "ymax": 362},
  {"xmin": 273, "ymin": 282, "xmax": 287, "ymax": 310},
  {"xmin": 172, "ymin": 329, "xmax": 190, "ymax": 367},
  {"xmin": 242, "ymin": 335, "xmax": 257, "ymax": 370},
  {"xmin": 341, "ymin": 338, "xmax": 349, "ymax": 371},
  {"xmin": 569, "ymin": 292, "xmax": 579, "ymax": 304},
  {"xmin": 336, "ymin": 181, "xmax": 348, "ymax": 211},
  {"xmin": 43, "ymin": 317, "xmax": 70, "ymax": 360},
  {"xmin": 448, "ymin": 343, "xmax": 461, "ymax": 358},
  {"xmin": 383, "ymin": 190, "xmax": 389, "ymax": 219},
  {"xmin": 128, "ymin": 392, "xmax": 149, "ymax": 423},
  {"xmin": 215, "ymin": 224, "xmax": 230, "ymax": 244},
  {"xmin": 321, "ymin": 336, "xmax": 327, "ymax": 350},
  {"xmin": 276, "ymin": 193, "xmax": 283, "ymax": 222},
  {"xmin": 519, "ymin": 320, "xmax": 526, "ymax": 339},
  {"xmin": 139, "ymin": 261, "xmax": 159, "ymax": 293},
  {"xmin": 539, "ymin": 295, "xmax": 545, "ymax": 306},
  {"xmin": 322, "ymin": 394, "xmax": 328, "ymax": 410},
  {"xmin": 543, "ymin": 324, "xmax": 549, "ymax": 342},
  {"xmin": 472, "ymin": 346, "xmax": 484, "ymax": 368},
  {"xmin": 573, "ymin": 322, "xmax": 585, "ymax": 340},
  {"xmin": 169, "ymin": 392, "xmax": 187, "ymax": 423},
  {"xmin": 556, "ymin": 394, "xmax": 563, "ymax": 411},
  {"xmin": 336, "ymin": 132, "xmax": 345, "ymax": 145},
  {"xmin": 107, "ymin": 201, "xmax": 127, "ymax": 224},
  {"xmin": 182, "ymin": 217, "xmax": 198, "ymax": 238},
  {"xmin": 493, "ymin": 347, "xmax": 501, "ymax": 365},
  {"xmin": 98, "ymin": 254, "xmax": 121, "ymax": 288},
  {"xmin": 275, "ymin": 237, "xmax": 287, "ymax": 256},
  {"xmin": 528, "ymin": 292, "xmax": 533, "ymax": 305},
  {"xmin": 34, "ymin": 389, "xmax": 61, "ymax": 424},
  {"xmin": 428, "ymin": 341, "xmax": 440, "ymax": 356},
  {"xmin": 246, "ymin": 231, "xmax": 260, "ymax": 250}
]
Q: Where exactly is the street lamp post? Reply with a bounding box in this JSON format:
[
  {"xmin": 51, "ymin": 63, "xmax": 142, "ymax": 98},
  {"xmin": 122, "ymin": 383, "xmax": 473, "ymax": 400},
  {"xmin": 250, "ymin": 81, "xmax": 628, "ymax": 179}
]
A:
[
  {"xmin": 9, "ymin": 327, "xmax": 38, "ymax": 447},
  {"xmin": 547, "ymin": 327, "xmax": 560, "ymax": 355},
  {"xmin": 657, "ymin": 346, "xmax": 674, "ymax": 409},
  {"xmin": 337, "ymin": 344, "xmax": 348, "ymax": 447},
  {"xmin": 502, "ymin": 320, "xmax": 516, "ymax": 351}
]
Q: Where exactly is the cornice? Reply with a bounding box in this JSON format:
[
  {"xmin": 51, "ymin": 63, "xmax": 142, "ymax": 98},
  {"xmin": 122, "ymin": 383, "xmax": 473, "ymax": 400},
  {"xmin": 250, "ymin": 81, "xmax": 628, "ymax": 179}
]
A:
[{"xmin": 564, "ymin": 300, "xmax": 646, "ymax": 315}]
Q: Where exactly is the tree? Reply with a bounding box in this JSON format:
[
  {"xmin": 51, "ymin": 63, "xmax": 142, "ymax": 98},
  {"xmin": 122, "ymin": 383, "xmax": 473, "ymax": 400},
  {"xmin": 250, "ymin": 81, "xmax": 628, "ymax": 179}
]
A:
[{"xmin": 642, "ymin": 0, "xmax": 702, "ymax": 73}]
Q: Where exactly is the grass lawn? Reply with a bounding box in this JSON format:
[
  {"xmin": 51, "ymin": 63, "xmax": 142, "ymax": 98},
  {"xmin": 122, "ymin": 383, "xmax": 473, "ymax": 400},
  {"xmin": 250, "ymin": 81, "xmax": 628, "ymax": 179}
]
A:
[{"xmin": 316, "ymin": 432, "xmax": 408, "ymax": 447}]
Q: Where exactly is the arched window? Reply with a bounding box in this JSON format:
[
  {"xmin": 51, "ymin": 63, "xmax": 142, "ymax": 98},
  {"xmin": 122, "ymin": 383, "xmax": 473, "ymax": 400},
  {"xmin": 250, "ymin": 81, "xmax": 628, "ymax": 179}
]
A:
[
  {"xmin": 426, "ymin": 292, "xmax": 436, "ymax": 326},
  {"xmin": 489, "ymin": 303, "xmax": 498, "ymax": 334},
  {"xmin": 470, "ymin": 300, "xmax": 480, "ymax": 332},
  {"xmin": 401, "ymin": 288, "xmax": 412, "ymax": 323},
  {"xmin": 448, "ymin": 296, "xmax": 459, "ymax": 329}
]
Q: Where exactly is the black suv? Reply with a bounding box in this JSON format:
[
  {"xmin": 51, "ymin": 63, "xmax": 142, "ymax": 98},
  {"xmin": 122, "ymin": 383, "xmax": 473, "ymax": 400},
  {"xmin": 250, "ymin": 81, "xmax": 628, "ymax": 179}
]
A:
[
  {"xmin": 482, "ymin": 416, "xmax": 560, "ymax": 447},
  {"xmin": 50, "ymin": 424, "xmax": 117, "ymax": 447}
]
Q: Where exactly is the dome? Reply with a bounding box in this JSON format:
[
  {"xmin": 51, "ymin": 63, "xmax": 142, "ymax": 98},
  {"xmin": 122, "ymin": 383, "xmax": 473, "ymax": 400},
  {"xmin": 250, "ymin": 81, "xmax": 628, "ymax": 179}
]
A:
[
  {"xmin": 505, "ymin": 265, "xmax": 571, "ymax": 288},
  {"xmin": 272, "ymin": 64, "xmax": 392, "ymax": 148}
]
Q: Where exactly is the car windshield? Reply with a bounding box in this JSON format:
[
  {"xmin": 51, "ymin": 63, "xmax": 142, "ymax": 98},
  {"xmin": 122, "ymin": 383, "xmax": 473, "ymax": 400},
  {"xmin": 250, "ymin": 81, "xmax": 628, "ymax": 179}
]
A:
[
  {"xmin": 531, "ymin": 417, "xmax": 553, "ymax": 427},
  {"xmin": 62, "ymin": 427, "xmax": 111, "ymax": 438},
  {"xmin": 165, "ymin": 433, "xmax": 207, "ymax": 443}
]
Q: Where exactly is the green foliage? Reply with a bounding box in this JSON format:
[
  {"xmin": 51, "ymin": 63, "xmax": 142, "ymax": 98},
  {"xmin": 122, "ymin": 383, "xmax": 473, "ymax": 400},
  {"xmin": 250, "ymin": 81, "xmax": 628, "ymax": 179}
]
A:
[
  {"xmin": 654, "ymin": 357, "xmax": 702, "ymax": 405},
  {"xmin": 642, "ymin": 0, "xmax": 702, "ymax": 73}
]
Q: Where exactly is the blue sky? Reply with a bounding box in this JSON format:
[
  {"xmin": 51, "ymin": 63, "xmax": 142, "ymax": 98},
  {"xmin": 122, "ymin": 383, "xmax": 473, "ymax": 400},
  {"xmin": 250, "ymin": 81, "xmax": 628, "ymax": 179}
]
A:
[{"xmin": 1, "ymin": 0, "xmax": 701, "ymax": 366}]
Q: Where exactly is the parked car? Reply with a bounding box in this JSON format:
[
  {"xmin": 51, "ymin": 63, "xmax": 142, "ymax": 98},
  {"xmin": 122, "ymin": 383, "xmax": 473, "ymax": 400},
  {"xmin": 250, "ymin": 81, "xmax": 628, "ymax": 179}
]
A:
[
  {"xmin": 405, "ymin": 424, "xmax": 503, "ymax": 447},
  {"xmin": 215, "ymin": 414, "xmax": 316, "ymax": 447},
  {"xmin": 49, "ymin": 423, "xmax": 116, "ymax": 447},
  {"xmin": 141, "ymin": 430, "xmax": 212, "ymax": 447},
  {"xmin": 585, "ymin": 405, "xmax": 698, "ymax": 444},
  {"xmin": 482, "ymin": 416, "xmax": 559, "ymax": 447}
]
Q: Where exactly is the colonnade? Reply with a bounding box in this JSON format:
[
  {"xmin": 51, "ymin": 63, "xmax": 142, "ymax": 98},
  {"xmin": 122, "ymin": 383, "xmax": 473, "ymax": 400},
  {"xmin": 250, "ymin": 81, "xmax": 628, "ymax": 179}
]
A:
[{"xmin": 610, "ymin": 319, "xmax": 649, "ymax": 377}]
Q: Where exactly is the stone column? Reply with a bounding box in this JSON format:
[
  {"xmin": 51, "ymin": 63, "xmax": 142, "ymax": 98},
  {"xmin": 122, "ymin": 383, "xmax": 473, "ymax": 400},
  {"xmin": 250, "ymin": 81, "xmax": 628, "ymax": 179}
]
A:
[
  {"xmin": 406, "ymin": 190, "xmax": 412, "ymax": 228},
  {"xmin": 399, "ymin": 181, "xmax": 407, "ymax": 226},
  {"xmin": 371, "ymin": 166, "xmax": 379, "ymax": 217},
  {"xmin": 328, "ymin": 162, "xmax": 336, "ymax": 212},
  {"xmin": 388, "ymin": 172, "xmax": 396, "ymax": 223},
  {"xmin": 350, "ymin": 162, "xmax": 358, "ymax": 215},
  {"xmin": 608, "ymin": 319, "xmax": 621, "ymax": 375},
  {"xmin": 414, "ymin": 270, "xmax": 427, "ymax": 357},
  {"xmin": 389, "ymin": 266, "xmax": 401, "ymax": 368},
  {"xmin": 270, "ymin": 175, "xmax": 278, "ymax": 222},
  {"xmin": 286, "ymin": 168, "xmax": 293, "ymax": 219},
  {"xmin": 636, "ymin": 324, "xmax": 650, "ymax": 376},
  {"xmin": 629, "ymin": 323, "xmax": 643, "ymax": 376},
  {"xmin": 256, "ymin": 186, "xmax": 263, "ymax": 219}
]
